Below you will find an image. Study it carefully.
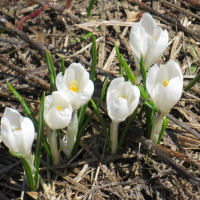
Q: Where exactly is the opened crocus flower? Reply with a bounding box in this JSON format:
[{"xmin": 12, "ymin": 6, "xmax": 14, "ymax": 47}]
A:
[
  {"xmin": 107, "ymin": 77, "xmax": 140, "ymax": 154},
  {"xmin": 44, "ymin": 91, "xmax": 73, "ymax": 165},
  {"xmin": 56, "ymin": 63, "xmax": 94, "ymax": 111},
  {"xmin": 44, "ymin": 91, "xmax": 73, "ymax": 130},
  {"xmin": 1, "ymin": 107, "xmax": 35, "ymax": 158},
  {"xmin": 129, "ymin": 13, "xmax": 169, "ymax": 77},
  {"xmin": 146, "ymin": 60, "xmax": 183, "ymax": 143}
]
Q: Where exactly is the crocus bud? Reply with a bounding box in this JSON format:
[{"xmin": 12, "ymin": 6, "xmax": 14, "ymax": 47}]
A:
[
  {"xmin": 44, "ymin": 91, "xmax": 73, "ymax": 130},
  {"xmin": 146, "ymin": 60, "xmax": 183, "ymax": 114},
  {"xmin": 1, "ymin": 107, "xmax": 35, "ymax": 157},
  {"xmin": 56, "ymin": 63, "xmax": 94, "ymax": 111},
  {"xmin": 129, "ymin": 13, "xmax": 169, "ymax": 76},
  {"xmin": 107, "ymin": 77, "xmax": 140, "ymax": 123},
  {"xmin": 146, "ymin": 60, "xmax": 183, "ymax": 144}
]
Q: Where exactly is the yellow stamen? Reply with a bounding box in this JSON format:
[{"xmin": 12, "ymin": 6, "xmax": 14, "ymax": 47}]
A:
[
  {"xmin": 15, "ymin": 128, "xmax": 19, "ymax": 130},
  {"xmin": 123, "ymin": 95, "xmax": 126, "ymax": 98},
  {"xmin": 117, "ymin": 95, "xmax": 120, "ymax": 98},
  {"xmin": 56, "ymin": 105, "xmax": 62, "ymax": 111},
  {"xmin": 164, "ymin": 80, "xmax": 169, "ymax": 87},
  {"xmin": 69, "ymin": 80, "xmax": 78, "ymax": 93}
]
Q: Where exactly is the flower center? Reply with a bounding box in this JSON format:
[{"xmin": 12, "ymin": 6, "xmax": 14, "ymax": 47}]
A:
[
  {"xmin": 15, "ymin": 128, "xmax": 19, "ymax": 130},
  {"xmin": 69, "ymin": 80, "xmax": 78, "ymax": 93},
  {"xmin": 56, "ymin": 105, "xmax": 62, "ymax": 111},
  {"xmin": 117, "ymin": 95, "xmax": 126, "ymax": 98},
  {"xmin": 164, "ymin": 80, "xmax": 169, "ymax": 87}
]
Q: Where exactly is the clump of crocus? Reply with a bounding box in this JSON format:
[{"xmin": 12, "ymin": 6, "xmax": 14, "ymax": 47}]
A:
[
  {"xmin": 44, "ymin": 91, "xmax": 73, "ymax": 165},
  {"xmin": 129, "ymin": 13, "xmax": 169, "ymax": 77},
  {"xmin": 146, "ymin": 60, "xmax": 183, "ymax": 143},
  {"xmin": 1, "ymin": 107, "xmax": 35, "ymax": 158},
  {"xmin": 56, "ymin": 63, "xmax": 94, "ymax": 156},
  {"xmin": 107, "ymin": 77, "xmax": 140, "ymax": 154}
]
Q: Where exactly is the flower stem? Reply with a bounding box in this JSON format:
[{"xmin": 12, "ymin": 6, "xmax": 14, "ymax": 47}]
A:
[
  {"xmin": 110, "ymin": 121, "xmax": 119, "ymax": 155},
  {"xmin": 46, "ymin": 126, "xmax": 60, "ymax": 165},
  {"xmin": 67, "ymin": 111, "xmax": 78, "ymax": 156},
  {"xmin": 150, "ymin": 112, "xmax": 165, "ymax": 144}
]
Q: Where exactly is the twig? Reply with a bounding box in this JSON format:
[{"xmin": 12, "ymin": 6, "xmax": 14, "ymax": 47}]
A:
[
  {"xmin": 0, "ymin": 57, "xmax": 50, "ymax": 91},
  {"xmin": 32, "ymin": 0, "xmax": 84, "ymax": 24}
]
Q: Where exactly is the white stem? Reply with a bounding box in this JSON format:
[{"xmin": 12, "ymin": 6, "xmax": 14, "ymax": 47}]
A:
[
  {"xmin": 150, "ymin": 112, "xmax": 165, "ymax": 144},
  {"xmin": 67, "ymin": 111, "xmax": 78, "ymax": 156},
  {"xmin": 46, "ymin": 126, "xmax": 60, "ymax": 165},
  {"xmin": 110, "ymin": 121, "xmax": 119, "ymax": 155}
]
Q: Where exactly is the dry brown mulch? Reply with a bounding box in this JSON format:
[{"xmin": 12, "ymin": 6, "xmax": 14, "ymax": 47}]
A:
[{"xmin": 0, "ymin": 0, "xmax": 200, "ymax": 199}]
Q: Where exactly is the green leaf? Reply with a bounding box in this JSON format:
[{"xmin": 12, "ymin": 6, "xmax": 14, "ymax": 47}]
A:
[
  {"xmin": 157, "ymin": 115, "xmax": 168, "ymax": 144},
  {"xmin": 140, "ymin": 54, "xmax": 148, "ymax": 95},
  {"xmin": 7, "ymin": 82, "xmax": 38, "ymax": 130},
  {"xmin": 114, "ymin": 43, "xmax": 123, "ymax": 77},
  {"xmin": 190, "ymin": 65, "xmax": 197, "ymax": 74},
  {"xmin": 0, "ymin": 26, "xmax": 6, "ymax": 34},
  {"xmin": 90, "ymin": 36, "xmax": 97, "ymax": 82},
  {"xmin": 144, "ymin": 101, "xmax": 158, "ymax": 139},
  {"xmin": 121, "ymin": 56, "xmax": 148, "ymax": 100},
  {"xmin": 9, "ymin": 150, "xmax": 35, "ymax": 191},
  {"xmin": 34, "ymin": 92, "xmax": 45, "ymax": 188},
  {"xmin": 184, "ymin": 71, "xmax": 200, "ymax": 92},
  {"xmin": 117, "ymin": 106, "xmax": 138, "ymax": 153},
  {"xmin": 87, "ymin": 0, "xmax": 96, "ymax": 17},
  {"xmin": 91, "ymin": 99, "xmax": 111, "ymax": 154},
  {"xmin": 72, "ymin": 77, "xmax": 109, "ymax": 157},
  {"xmin": 61, "ymin": 56, "xmax": 65, "ymax": 76},
  {"xmin": 46, "ymin": 51, "xmax": 56, "ymax": 93},
  {"xmin": 78, "ymin": 104, "xmax": 88, "ymax": 131}
]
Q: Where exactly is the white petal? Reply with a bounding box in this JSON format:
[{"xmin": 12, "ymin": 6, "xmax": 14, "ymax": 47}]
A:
[
  {"xmin": 140, "ymin": 13, "xmax": 157, "ymax": 36},
  {"xmin": 63, "ymin": 68, "xmax": 75, "ymax": 89},
  {"xmin": 146, "ymin": 64, "xmax": 159, "ymax": 99},
  {"xmin": 46, "ymin": 107, "xmax": 72, "ymax": 129},
  {"xmin": 56, "ymin": 72, "xmax": 68, "ymax": 94},
  {"xmin": 148, "ymin": 30, "xmax": 168, "ymax": 69},
  {"xmin": 108, "ymin": 97, "xmax": 129, "ymax": 123},
  {"xmin": 69, "ymin": 63, "xmax": 86, "ymax": 83},
  {"xmin": 44, "ymin": 95, "xmax": 52, "ymax": 118},
  {"xmin": 107, "ymin": 77, "xmax": 124, "ymax": 103},
  {"xmin": 152, "ymin": 26, "xmax": 162, "ymax": 41},
  {"xmin": 20, "ymin": 116, "xmax": 35, "ymax": 155},
  {"xmin": 1, "ymin": 116, "xmax": 18, "ymax": 152}
]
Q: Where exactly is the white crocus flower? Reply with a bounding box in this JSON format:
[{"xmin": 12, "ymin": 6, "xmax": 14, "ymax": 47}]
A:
[
  {"xmin": 56, "ymin": 63, "xmax": 94, "ymax": 111},
  {"xmin": 146, "ymin": 60, "xmax": 183, "ymax": 143},
  {"xmin": 129, "ymin": 13, "xmax": 169, "ymax": 77},
  {"xmin": 107, "ymin": 77, "xmax": 140, "ymax": 154},
  {"xmin": 44, "ymin": 91, "xmax": 73, "ymax": 130},
  {"xmin": 1, "ymin": 107, "xmax": 35, "ymax": 158},
  {"xmin": 44, "ymin": 91, "xmax": 73, "ymax": 165}
]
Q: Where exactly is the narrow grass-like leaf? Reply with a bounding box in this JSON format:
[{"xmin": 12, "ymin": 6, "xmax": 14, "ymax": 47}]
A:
[
  {"xmin": 56, "ymin": 129, "xmax": 60, "ymax": 150},
  {"xmin": 87, "ymin": 0, "xmax": 96, "ymax": 17},
  {"xmin": 121, "ymin": 56, "xmax": 148, "ymax": 100},
  {"xmin": 0, "ymin": 26, "xmax": 6, "ymax": 34},
  {"xmin": 91, "ymin": 99, "xmax": 111, "ymax": 154},
  {"xmin": 72, "ymin": 77, "xmax": 109, "ymax": 156},
  {"xmin": 90, "ymin": 36, "xmax": 97, "ymax": 82},
  {"xmin": 184, "ymin": 72, "xmax": 200, "ymax": 92},
  {"xmin": 61, "ymin": 56, "xmax": 65, "ymax": 76},
  {"xmin": 144, "ymin": 101, "xmax": 158, "ymax": 139},
  {"xmin": 71, "ymin": 32, "xmax": 93, "ymax": 43},
  {"xmin": 157, "ymin": 116, "xmax": 168, "ymax": 144},
  {"xmin": 7, "ymin": 82, "xmax": 38, "ymax": 129},
  {"xmin": 78, "ymin": 104, "xmax": 88, "ymax": 131},
  {"xmin": 9, "ymin": 150, "xmax": 35, "ymax": 191},
  {"xmin": 46, "ymin": 51, "xmax": 56, "ymax": 93},
  {"xmin": 34, "ymin": 92, "xmax": 45, "ymax": 188},
  {"xmin": 140, "ymin": 54, "xmax": 148, "ymax": 95},
  {"xmin": 115, "ymin": 43, "xmax": 123, "ymax": 77},
  {"xmin": 117, "ymin": 106, "xmax": 138, "ymax": 153}
]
